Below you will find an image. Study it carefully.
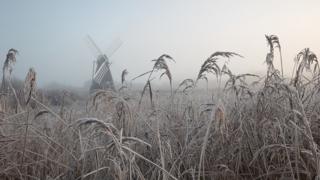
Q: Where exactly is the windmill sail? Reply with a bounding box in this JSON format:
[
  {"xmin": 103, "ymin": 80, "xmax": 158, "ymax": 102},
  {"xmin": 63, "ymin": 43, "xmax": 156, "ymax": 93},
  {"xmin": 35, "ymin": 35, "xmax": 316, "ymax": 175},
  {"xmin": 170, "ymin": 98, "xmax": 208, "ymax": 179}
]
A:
[
  {"xmin": 90, "ymin": 55, "xmax": 115, "ymax": 92},
  {"xmin": 93, "ymin": 61, "xmax": 108, "ymax": 84}
]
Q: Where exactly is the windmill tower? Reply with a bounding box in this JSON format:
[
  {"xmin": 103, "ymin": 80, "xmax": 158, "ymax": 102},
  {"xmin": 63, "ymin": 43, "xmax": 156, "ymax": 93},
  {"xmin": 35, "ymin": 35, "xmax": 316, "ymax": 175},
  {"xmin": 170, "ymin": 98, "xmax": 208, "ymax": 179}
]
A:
[{"xmin": 86, "ymin": 35, "xmax": 122, "ymax": 93}]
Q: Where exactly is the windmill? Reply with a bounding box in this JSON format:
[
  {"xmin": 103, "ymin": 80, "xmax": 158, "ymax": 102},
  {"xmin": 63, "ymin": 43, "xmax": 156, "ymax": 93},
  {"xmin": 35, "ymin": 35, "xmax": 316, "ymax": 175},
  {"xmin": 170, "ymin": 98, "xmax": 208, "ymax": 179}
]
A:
[{"xmin": 85, "ymin": 35, "xmax": 122, "ymax": 93}]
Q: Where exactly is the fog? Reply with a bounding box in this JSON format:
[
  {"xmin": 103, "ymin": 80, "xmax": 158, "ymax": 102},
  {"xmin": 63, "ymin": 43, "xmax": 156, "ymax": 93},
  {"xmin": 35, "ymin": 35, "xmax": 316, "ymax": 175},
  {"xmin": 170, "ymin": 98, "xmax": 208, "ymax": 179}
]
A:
[{"xmin": 1, "ymin": 0, "xmax": 320, "ymax": 88}]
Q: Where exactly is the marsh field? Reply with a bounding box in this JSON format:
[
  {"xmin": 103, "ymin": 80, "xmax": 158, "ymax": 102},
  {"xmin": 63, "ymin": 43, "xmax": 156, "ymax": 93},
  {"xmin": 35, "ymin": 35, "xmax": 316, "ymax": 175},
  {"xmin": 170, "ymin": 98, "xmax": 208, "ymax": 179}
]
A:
[{"xmin": 1, "ymin": 35, "xmax": 320, "ymax": 180}]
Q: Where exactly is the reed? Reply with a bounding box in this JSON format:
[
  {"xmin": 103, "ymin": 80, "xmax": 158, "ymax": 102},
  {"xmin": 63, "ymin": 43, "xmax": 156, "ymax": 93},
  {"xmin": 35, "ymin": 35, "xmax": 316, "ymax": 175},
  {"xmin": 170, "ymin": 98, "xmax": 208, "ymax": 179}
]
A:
[{"xmin": 1, "ymin": 35, "xmax": 320, "ymax": 180}]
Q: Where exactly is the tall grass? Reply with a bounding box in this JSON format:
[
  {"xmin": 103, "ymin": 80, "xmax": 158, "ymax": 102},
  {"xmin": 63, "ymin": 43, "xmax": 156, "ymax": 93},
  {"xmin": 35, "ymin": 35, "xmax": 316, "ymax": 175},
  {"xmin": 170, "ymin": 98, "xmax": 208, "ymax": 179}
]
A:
[{"xmin": 1, "ymin": 35, "xmax": 320, "ymax": 180}]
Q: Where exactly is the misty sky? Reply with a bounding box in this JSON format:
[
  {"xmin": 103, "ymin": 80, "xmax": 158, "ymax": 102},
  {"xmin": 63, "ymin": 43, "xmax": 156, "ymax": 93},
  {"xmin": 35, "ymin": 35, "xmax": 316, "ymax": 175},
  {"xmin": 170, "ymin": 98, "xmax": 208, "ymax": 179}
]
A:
[{"xmin": 1, "ymin": 0, "xmax": 320, "ymax": 88}]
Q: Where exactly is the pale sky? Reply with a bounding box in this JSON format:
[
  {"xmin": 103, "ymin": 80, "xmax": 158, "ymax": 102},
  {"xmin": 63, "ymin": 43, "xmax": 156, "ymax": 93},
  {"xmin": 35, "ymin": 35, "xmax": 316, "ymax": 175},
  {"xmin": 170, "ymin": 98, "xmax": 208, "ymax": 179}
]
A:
[{"xmin": 0, "ymin": 0, "xmax": 320, "ymax": 87}]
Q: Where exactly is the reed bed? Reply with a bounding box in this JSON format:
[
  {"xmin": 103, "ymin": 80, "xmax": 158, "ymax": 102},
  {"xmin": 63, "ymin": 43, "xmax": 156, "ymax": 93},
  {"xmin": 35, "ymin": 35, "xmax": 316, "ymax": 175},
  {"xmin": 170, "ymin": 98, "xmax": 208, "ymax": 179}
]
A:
[{"xmin": 1, "ymin": 35, "xmax": 320, "ymax": 180}]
